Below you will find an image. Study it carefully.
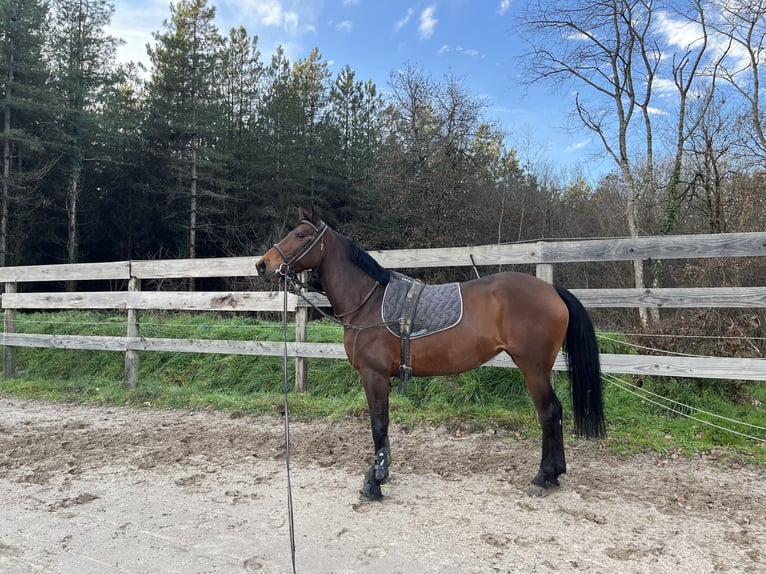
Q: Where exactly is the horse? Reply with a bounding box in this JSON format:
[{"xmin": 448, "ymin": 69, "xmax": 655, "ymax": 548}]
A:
[{"xmin": 257, "ymin": 207, "xmax": 605, "ymax": 500}]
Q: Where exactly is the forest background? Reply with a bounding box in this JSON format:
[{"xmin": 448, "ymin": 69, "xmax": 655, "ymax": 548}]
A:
[{"xmin": 2, "ymin": 0, "xmax": 765, "ymax": 344}]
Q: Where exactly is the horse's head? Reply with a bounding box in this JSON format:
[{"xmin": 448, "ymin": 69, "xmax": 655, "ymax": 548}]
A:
[{"xmin": 257, "ymin": 207, "xmax": 327, "ymax": 277}]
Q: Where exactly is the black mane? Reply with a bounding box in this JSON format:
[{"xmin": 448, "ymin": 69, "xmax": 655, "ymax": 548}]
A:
[{"xmin": 341, "ymin": 234, "xmax": 391, "ymax": 285}]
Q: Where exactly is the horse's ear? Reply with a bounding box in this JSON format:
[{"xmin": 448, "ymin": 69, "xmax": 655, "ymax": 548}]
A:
[{"xmin": 299, "ymin": 205, "xmax": 320, "ymax": 224}]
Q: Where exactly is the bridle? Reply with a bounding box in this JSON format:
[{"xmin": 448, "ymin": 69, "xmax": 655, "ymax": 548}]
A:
[
  {"xmin": 271, "ymin": 219, "xmax": 392, "ymax": 329},
  {"xmin": 272, "ymin": 219, "xmax": 328, "ymax": 276}
]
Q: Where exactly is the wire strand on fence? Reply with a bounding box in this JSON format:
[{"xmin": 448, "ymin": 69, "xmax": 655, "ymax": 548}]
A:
[
  {"xmin": 598, "ymin": 333, "xmax": 766, "ymax": 359},
  {"xmin": 604, "ymin": 373, "xmax": 766, "ymax": 443}
]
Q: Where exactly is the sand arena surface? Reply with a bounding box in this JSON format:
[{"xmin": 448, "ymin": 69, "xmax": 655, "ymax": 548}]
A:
[{"xmin": 0, "ymin": 397, "xmax": 764, "ymax": 573}]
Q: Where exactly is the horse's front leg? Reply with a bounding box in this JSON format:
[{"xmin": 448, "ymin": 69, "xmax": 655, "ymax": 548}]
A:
[{"xmin": 359, "ymin": 368, "xmax": 391, "ymax": 501}]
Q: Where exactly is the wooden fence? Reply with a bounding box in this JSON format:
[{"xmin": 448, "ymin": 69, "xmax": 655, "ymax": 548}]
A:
[{"xmin": 1, "ymin": 231, "xmax": 765, "ymax": 390}]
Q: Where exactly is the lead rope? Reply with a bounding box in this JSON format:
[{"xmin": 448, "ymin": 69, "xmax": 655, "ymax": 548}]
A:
[{"xmin": 281, "ymin": 272, "xmax": 297, "ymax": 574}]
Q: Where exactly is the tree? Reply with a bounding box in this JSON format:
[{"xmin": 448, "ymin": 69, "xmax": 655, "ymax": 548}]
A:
[
  {"xmin": 377, "ymin": 64, "xmax": 495, "ymax": 255},
  {"xmin": 518, "ymin": 0, "xmax": 715, "ymax": 325},
  {"xmin": 327, "ymin": 65, "xmax": 384, "ymax": 228},
  {"xmin": 146, "ymin": 0, "xmax": 223, "ymax": 263},
  {"xmin": 714, "ymin": 0, "xmax": 766, "ymax": 164},
  {"xmin": 0, "ymin": 0, "xmax": 53, "ymax": 266},
  {"xmin": 213, "ymin": 26, "xmax": 265, "ymax": 256},
  {"xmin": 49, "ymin": 0, "xmax": 120, "ymax": 269},
  {"xmin": 220, "ymin": 26, "xmax": 262, "ymax": 142},
  {"xmin": 659, "ymin": 0, "xmax": 717, "ymax": 236},
  {"xmin": 255, "ymin": 45, "xmax": 303, "ymax": 227},
  {"xmin": 470, "ymin": 123, "xmax": 532, "ymax": 245},
  {"xmin": 79, "ymin": 63, "xmax": 162, "ymax": 262},
  {"xmin": 292, "ymin": 47, "xmax": 331, "ymax": 199}
]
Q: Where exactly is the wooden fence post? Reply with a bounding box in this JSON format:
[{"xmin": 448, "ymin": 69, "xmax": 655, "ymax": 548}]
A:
[
  {"xmin": 294, "ymin": 271, "xmax": 308, "ymax": 393},
  {"xmin": 3, "ymin": 282, "xmax": 17, "ymax": 378},
  {"xmin": 535, "ymin": 240, "xmax": 553, "ymax": 283},
  {"xmin": 536, "ymin": 263, "xmax": 554, "ymax": 284},
  {"xmin": 125, "ymin": 276, "xmax": 140, "ymax": 388}
]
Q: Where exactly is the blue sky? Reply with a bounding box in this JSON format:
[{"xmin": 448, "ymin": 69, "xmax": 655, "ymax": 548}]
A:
[{"xmin": 108, "ymin": 0, "xmax": 611, "ymax": 177}]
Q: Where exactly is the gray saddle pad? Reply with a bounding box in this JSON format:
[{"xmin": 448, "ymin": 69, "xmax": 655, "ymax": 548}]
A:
[{"xmin": 382, "ymin": 272, "xmax": 463, "ymax": 338}]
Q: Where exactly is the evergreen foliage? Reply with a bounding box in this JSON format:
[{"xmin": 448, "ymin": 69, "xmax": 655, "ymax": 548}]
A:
[{"xmin": 0, "ymin": 0, "xmax": 763, "ymax": 312}]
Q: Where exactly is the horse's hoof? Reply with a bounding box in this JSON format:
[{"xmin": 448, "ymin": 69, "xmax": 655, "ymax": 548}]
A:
[
  {"xmin": 360, "ymin": 468, "xmax": 383, "ymax": 501},
  {"xmin": 527, "ymin": 477, "xmax": 561, "ymax": 497},
  {"xmin": 374, "ymin": 465, "xmax": 389, "ymax": 483},
  {"xmin": 527, "ymin": 484, "xmax": 548, "ymax": 497}
]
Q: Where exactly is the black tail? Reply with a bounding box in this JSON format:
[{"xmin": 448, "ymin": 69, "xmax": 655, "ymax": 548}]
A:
[{"xmin": 554, "ymin": 285, "xmax": 606, "ymax": 438}]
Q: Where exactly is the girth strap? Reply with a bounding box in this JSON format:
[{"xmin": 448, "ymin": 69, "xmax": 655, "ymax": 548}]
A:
[{"xmin": 397, "ymin": 278, "xmax": 425, "ymax": 395}]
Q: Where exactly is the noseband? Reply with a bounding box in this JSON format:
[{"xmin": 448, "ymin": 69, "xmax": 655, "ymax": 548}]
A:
[{"xmin": 273, "ymin": 219, "xmax": 327, "ymax": 275}]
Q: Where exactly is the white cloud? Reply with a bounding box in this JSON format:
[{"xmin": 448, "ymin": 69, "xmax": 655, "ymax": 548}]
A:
[
  {"xmin": 395, "ymin": 8, "xmax": 413, "ymax": 31},
  {"xmin": 419, "ymin": 5, "xmax": 437, "ymax": 39},
  {"xmin": 254, "ymin": 0, "xmax": 284, "ymax": 27},
  {"xmin": 336, "ymin": 20, "xmax": 353, "ymax": 33},
  {"xmin": 565, "ymin": 139, "xmax": 589, "ymax": 153},
  {"xmin": 235, "ymin": 0, "xmax": 308, "ymax": 33},
  {"xmin": 438, "ymin": 45, "xmax": 482, "ymax": 58},
  {"xmin": 498, "ymin": 0, "xmax": 511, "ymax": 15},
  {"xmin": 654, "ymin": 11, "xmax": 704, "ymax": 51},
  {"xmin": 652, "ymin": 77, "xmax": 677, "ymax": 97},
  {"xmin": 646, "ymin": 105, "xmax": 669, "ymax": 116},
  {"xmin": 283, "ymin": 11, "xmax": 299, "ymax": 33},
  {"xmin": 109, "ymin": 0, "xmax": 171, "ymax": 67}
]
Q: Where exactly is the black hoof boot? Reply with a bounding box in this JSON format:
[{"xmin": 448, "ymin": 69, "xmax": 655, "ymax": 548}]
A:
[
  {"xmin": 360, "ymin": 467, "xmax": 383, "ymax": 500},
  {"xmin": 374, "ymin": 448, "xmax": 390, "ymax": 483}
]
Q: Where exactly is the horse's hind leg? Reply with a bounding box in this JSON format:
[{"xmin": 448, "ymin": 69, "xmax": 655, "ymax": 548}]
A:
[
  {"xmin": 523, "ymin": 369, "xmax": 566, "ymax": 496},
  {"xmin": 359, "ymin": 368, "xmax": 392, "ymax": 501}
]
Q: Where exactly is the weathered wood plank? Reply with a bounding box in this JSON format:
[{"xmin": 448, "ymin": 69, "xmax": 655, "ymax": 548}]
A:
[
  {"xmin": 0, "ymin": 232, "xmax": 763, "ymax": 282},
  {"xmin": 2, "ymin": 333, "xmax": 764, "ymax": 381},
  {"xmin": 296, "ymin": 292, "xmax": 330, "ymax": 308},
  {"xmin": 485, "ymin": 353, "xmax": 766, "ymax": 381},
  {"xmin": 370, "ymin": 232, "xmax": 766, "ymax": 268},
  {"xmin": 295, "ymin": 288, "xmax": 766, "ymax": 310},
  {"xmin": 0, "ymin": 261, "xmax": 130, "ymax": 283},
  {"xmin": 536, "ymin": 232, "xmax": 766, "ymax": 264},
  {"xmin": 5, "ymin": 287, "xmax": 766, "ymax": 312},
  {"xmin": 1, "ymin": 291, "xmax": 298, "ymax": 312},
  {"xmin": 597, "ymin": 353, "xmax": 766, "ymax": 381},
  {"xmin": 126, "ymin": 291, "xmax": 296, "ymax": 312},
  {"xmin": 1, "ymin": 292, "xmax": 128, "ymax": 310},
  {"xmin": 369, "ymin": 243, "xmax": 541, "ymax": 268},
  {"xmin": 0, "ymin": 333, "xmax": 128, "ymax": 352},
  {"xmin": 130, "ymin": 257, "xmax": 261, "ymax": 279},
  {"xmin": 124, "ymin": 337, "xmax": 348, "ymax": 359},
  {"xmin": 570, "ymin": 287, "xmax": 766, "ymax": 308}
]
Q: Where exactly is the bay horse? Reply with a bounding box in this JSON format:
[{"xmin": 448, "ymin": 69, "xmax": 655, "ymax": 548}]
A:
[{"xmin": 257, "ymin": 207, "xmax": 605, "ymax": 500}]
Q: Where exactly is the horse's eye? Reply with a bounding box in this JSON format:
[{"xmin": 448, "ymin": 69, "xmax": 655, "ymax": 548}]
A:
[{"xmin": 296, "ymin": 232, "xmax": 306, "ymax": 239}]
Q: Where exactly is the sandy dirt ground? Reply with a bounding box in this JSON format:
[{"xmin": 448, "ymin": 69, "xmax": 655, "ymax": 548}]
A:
[{"xmin": 0, "ymin": 396, "xmax": 764, "ymax": 574}]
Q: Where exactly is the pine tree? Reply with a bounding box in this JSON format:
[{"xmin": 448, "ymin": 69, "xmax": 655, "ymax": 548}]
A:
[
  {"xmin": 146, "ymin": 0, "xmax": 223, "ymax": 262},
  {"xmin": 328, "ymin": 65, "xmax": 384, "ymax": 227},
  {"xmin": 0, "ymin": 0, "xmax": 53, "ymax": 266},
  {"xmin": 48, "ymin": 0, "xmax": 120, "ymax": 269}
]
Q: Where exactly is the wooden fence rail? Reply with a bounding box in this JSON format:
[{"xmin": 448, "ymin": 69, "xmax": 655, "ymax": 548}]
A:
[{"xmin": 1, "ymin": 231, "xmax": 765, "ymax": 388}]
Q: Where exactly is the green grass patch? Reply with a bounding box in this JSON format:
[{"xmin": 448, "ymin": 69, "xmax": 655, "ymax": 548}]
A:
[{"xmin": 1, "ymin": 311, "xmax": 764, "ymax": 464}]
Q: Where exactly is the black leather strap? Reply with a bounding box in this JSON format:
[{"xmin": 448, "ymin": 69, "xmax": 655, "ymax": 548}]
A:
[{"xmin": 397, "ymin": 279, "xmax": 424, "ymax": 394}]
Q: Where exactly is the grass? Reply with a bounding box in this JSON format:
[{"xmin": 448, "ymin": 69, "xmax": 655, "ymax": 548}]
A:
[{"xmin": 1, "ymin": 311, "xmax": 764, "ymax": 464}]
